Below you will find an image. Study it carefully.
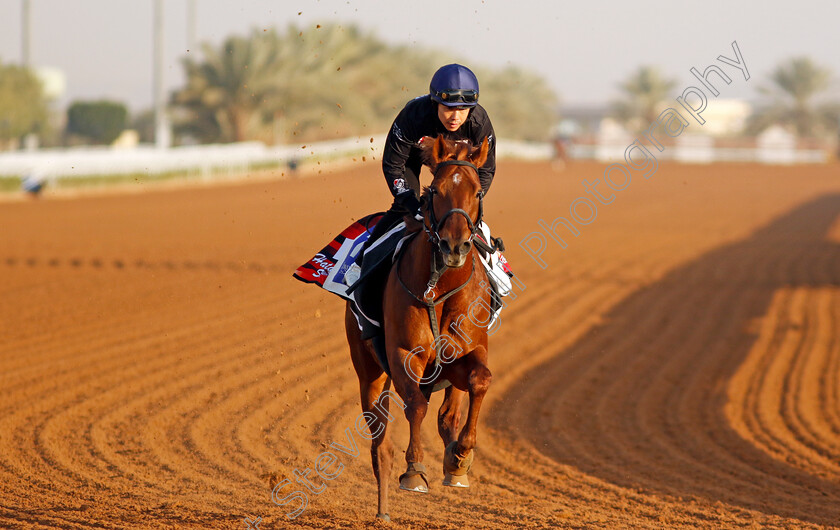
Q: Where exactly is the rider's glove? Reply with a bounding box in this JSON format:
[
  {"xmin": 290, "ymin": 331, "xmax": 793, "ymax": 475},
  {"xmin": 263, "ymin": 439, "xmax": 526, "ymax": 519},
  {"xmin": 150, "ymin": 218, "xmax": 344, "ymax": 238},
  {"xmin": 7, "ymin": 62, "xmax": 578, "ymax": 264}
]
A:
[{"xmin": 395, "ymin": 189, "xmax": 421, "ymax": 216}]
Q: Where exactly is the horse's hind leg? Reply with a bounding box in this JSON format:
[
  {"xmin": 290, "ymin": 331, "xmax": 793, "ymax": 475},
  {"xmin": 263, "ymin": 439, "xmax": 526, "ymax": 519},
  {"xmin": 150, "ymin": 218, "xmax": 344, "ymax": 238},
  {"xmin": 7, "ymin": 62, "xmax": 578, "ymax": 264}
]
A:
[
  {"xmin": 439, "ymin": 386, "xmax": 469, "ymax": 487},
  {"xmin": 362, "ymin": 378, "xmax": 396, "ymax": 521},
  {"xmin": 345, "ymin": 305, "xmax": 395, "ymax": 521},
  {"xmin": 438, "ymin": 385, "xmax": 465, "ymax": 447}
]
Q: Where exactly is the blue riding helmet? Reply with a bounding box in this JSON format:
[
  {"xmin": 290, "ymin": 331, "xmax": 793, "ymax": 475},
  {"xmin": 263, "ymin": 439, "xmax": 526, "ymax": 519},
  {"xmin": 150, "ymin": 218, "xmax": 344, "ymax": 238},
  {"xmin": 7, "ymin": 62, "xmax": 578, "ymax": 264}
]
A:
[{"xmin": 430, "ymin": 64, "xmax": 479, "ymax": 107}]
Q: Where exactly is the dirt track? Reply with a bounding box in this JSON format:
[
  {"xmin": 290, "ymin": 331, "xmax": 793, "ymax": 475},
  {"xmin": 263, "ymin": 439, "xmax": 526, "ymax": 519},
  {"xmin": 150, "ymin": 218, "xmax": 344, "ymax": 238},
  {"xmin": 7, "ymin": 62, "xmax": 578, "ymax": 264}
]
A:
[{"xmin": 1, "ymin": 159, "xmax": 839, "ymax": 529}]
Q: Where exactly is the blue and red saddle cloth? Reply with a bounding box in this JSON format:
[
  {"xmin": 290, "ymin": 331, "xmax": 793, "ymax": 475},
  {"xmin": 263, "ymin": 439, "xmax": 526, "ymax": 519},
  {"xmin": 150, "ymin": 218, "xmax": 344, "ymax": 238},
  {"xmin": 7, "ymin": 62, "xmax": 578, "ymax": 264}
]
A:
[{"xmin": 293, "ymin": 213, "xmax": 384, "ymax": 299}]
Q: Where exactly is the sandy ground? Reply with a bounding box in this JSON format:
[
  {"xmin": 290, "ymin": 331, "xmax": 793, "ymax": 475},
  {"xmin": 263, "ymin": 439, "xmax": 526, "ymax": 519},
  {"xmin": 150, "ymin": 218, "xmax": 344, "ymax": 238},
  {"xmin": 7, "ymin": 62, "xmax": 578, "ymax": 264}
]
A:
[{"xmin": 1, "ymin": 158, "xmax": 839, "ymax": 529}]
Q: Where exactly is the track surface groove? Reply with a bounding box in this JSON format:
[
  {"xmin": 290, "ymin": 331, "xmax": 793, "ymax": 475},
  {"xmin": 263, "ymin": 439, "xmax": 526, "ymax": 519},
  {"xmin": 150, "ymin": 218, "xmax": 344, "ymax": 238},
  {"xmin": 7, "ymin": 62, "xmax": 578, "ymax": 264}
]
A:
[{"xmin": 2, "ymin": 160, "xmax": 839, "ymax": 528}]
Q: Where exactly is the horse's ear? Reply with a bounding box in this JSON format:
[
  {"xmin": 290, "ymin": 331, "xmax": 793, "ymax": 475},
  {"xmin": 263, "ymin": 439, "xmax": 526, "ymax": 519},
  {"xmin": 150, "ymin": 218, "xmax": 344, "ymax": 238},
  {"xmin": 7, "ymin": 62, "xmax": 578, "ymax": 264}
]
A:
[
  {"xmin": 432, "ymin": 135, "xmax": 447, "ymax": 165},
  {"xmin": 469, "ymin": 136, "xmax": 490, "ymax": 168},
  {"xmin": 420, "ymin": 135, "xmax": 445, "ymax": 168}
]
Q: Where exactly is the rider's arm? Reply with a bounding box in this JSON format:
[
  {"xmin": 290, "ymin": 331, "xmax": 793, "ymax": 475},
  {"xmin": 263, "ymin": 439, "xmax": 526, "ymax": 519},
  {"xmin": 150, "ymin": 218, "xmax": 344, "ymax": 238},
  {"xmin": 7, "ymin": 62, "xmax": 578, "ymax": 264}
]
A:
[
  {"xmin": 382, "ymin": 111, "xmax": 419, "ymax": 195},
  {"xmin": 474, "ymin": 109, "xmax": 497, "ymax": 195},
  {"xmin": 382, "ymin": 107, "xmax": 422, "ymax": 214}
]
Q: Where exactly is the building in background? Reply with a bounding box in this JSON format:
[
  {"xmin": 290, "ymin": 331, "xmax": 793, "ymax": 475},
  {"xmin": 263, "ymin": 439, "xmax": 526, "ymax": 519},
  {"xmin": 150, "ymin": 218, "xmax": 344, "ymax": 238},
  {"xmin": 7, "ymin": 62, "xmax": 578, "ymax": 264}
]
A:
[{"xmin": 698, "ymin": 99, "xmax": 752, "ymax": 137}]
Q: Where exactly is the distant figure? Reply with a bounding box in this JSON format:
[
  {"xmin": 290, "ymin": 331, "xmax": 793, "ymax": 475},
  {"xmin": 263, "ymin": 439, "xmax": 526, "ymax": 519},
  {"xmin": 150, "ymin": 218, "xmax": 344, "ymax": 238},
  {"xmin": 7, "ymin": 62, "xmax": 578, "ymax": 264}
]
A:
[
  {"xmin": 287, "ymin": 157, "xmax": 299, "ymax": 176},
  {"xmin": 21, "ymin": 170, "xmax": 47, "ymax": 198},
  {"xmin": 551, "ymin": 136, "xmax": 569, "ymax": 171},
  {"xmin": 551, "ymin": 119, "xmax": 580, "ymax": 172}
]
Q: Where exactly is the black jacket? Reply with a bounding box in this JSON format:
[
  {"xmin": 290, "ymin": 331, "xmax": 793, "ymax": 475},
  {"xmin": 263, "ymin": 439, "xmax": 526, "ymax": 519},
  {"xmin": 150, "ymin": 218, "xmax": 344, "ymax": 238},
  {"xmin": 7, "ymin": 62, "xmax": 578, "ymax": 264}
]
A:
[{"xmin": 382, "ymin": 95, "xmax": 496, "ymax": 203}]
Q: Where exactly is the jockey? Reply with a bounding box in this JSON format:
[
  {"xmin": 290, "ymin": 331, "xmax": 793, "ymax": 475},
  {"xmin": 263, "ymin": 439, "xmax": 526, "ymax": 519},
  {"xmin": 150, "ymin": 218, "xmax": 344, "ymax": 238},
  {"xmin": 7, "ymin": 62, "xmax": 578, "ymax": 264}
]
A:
[
  {"xmin": 347, "ymin": 64, "xmax": 511, "ymax": 336},
  {"xmin": 366, "ymin": 63, "xmax": 497, "ymax": 244}
]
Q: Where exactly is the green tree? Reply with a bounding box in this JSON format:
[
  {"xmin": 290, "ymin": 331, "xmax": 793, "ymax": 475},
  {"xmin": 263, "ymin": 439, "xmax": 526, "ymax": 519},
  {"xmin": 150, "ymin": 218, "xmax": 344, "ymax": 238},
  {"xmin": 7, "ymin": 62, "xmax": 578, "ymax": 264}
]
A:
[
  {"xmin": 746, "ymin": 57, "xmax": 837, "ymax": 137},
  {"xmin": 66, "ymin": 100, "xmax": 128, "ymax": 144},
  {"xmin": 0, "ymin": 61, "xmax": 48, "ymax": 148},
  {"xmin": 174, "ymin": 28, "xmax": 287, "ymax": 143},
  {"xmin": 478, "ymin": 65, "xmax": 558, "ymax": 141},
  {"xmin": 174, "ymin": 24, "xmax": 415, "ymax": 143},
  {"xmin": 611, "ymin": 66, "xmax": 677, "ymax": 131},
  {"xmin": 172, "ymin": 24, "xmax": 559, "ymax": 144}
]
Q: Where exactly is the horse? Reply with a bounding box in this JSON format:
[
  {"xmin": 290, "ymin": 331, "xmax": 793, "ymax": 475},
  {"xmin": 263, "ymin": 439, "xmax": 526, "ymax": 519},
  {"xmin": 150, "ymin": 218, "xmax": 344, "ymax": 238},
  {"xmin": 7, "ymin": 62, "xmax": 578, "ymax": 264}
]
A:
[{"xmin": 345, "ymin": 135, "xmax": 494, "ymax": 521}]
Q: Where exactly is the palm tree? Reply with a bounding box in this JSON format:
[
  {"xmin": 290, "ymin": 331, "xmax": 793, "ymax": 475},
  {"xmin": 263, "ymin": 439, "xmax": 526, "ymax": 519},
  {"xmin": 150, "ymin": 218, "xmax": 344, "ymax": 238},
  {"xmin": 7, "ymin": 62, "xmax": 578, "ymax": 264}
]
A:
[
  {"xmin": 174, "ymin": 28, "xmax": 293, "ymax": 143},
  {"xmin": 173, "ymin": 24, "xmax": 412, "ymax": 143},
  {"xmin": 747, "ymin": 57, "xmax": 836, "ymax": 138},
  {"xmin": 611, "ymin": 66, "xmax": 677, "ymax": 132}
]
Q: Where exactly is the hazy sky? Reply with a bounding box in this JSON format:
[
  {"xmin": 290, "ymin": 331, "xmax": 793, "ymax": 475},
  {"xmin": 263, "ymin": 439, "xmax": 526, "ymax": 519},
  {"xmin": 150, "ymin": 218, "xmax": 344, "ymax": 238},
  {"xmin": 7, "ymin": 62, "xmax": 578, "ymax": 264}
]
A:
[{"xmin": 0, "ymin": 0, "xmax": 837, "ymax": 113}]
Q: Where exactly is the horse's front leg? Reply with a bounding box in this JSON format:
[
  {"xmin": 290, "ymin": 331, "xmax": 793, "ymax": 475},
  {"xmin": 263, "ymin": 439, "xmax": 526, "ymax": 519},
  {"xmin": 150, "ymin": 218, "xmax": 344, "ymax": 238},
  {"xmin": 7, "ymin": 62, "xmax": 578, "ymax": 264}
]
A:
[
  {"xmin": 391, "ymin": 346, "xmax": 431, "ymax": 493},
  {"xmin": 442, "ymin": 346, "xmax": 491, "ymax": 487}
]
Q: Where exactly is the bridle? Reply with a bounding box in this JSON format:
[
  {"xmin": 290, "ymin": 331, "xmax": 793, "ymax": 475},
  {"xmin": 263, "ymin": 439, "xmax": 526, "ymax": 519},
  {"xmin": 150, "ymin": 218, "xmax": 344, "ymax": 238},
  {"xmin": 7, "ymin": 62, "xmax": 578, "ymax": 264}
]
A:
[
  {"xmin": 422, "ymin": 159, "xmax": 484, "ymax": 250},
  {"xmin": 410, "ymin": 157, "xmax": 485, "ymax": 302}
]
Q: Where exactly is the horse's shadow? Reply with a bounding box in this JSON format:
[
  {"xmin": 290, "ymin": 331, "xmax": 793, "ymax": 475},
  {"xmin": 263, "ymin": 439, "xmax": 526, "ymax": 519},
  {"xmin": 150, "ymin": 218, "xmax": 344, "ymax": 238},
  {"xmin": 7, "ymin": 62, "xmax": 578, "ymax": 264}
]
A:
[{"xmin": 497, "ymin": 193, "xmax": 840, "ymax": 526}]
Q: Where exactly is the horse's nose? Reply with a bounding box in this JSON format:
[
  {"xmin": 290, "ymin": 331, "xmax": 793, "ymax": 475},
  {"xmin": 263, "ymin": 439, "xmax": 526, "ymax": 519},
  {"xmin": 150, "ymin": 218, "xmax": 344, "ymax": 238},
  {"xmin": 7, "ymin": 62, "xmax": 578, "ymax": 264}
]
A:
[
  {"xmin": 439, "ymin": 239, "xmax": 471, "ymax": 265},
  {"xmin": 453, "ymin": 240, "xmax": 471, "ymax": 257},
  {"xmin": 439, "ymin": 239, "xmax": 471, "ymax": 257}
]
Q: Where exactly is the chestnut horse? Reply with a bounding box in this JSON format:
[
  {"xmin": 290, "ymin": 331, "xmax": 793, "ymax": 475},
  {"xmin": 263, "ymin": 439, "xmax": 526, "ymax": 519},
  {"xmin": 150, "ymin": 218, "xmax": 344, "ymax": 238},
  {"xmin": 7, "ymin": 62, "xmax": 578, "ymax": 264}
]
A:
[{"xmin": 345, "ymin": 135, "xmax": 494, "ymax": 521}]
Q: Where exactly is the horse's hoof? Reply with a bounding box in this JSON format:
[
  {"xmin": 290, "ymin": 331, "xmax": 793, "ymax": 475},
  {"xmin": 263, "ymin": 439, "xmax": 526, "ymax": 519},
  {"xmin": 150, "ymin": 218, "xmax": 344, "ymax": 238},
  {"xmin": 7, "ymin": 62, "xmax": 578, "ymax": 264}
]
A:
[
  {"xmin": 443, "ymin": 441, "xmax": 474, "ymax": 475},
  {"xmin": 398, "ymin": 462, "xmax": 429, "ymax": 493},
  {"xmin": 376, "ymin": 513, "xmax": 391, "ymax": 522},
  {"xmin": 443, "ymin": 472, "xmax": 470, "ymax": 488}
]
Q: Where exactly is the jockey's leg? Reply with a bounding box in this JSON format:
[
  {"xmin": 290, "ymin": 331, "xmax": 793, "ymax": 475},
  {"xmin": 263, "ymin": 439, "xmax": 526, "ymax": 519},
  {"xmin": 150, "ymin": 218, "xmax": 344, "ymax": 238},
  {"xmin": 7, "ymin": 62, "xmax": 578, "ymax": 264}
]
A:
[
  {"xmin": 346, "ymin": 204, "xmax": 404, "ymax": 292},
  {"xmin": 362, "ymin": 203, "xmax": 404, "ymax": 258},
  {"xmin": 477, "ymin": 221, "xmax": 512, "ymax": 302}
]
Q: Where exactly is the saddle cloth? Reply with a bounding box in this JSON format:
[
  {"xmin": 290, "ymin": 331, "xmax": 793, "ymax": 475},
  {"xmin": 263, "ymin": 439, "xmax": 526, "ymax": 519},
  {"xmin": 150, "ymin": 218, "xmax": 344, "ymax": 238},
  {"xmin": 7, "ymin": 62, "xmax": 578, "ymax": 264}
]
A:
[{"xmin": 292, "ymin": 212, "xmax": 383, "ymax": 299}]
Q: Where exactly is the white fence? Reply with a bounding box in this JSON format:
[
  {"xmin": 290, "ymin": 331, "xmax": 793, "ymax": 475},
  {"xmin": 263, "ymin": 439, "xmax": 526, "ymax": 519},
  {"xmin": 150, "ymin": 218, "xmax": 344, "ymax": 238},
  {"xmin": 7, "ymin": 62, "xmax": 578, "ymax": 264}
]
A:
[
  {"xmin": 0, "ymin": 128, "xmax": 831, "ymax": 182},
  {"xmin": 580, "ymin": 124, "xmax": 830, "ymax": 164},
  {"xmin": 0, "ymin": 135, "xmax": 387, "ymax": 180},
  {"xmin": 0, "ymin": 135, "xmax": 558, "ymax": 181}
]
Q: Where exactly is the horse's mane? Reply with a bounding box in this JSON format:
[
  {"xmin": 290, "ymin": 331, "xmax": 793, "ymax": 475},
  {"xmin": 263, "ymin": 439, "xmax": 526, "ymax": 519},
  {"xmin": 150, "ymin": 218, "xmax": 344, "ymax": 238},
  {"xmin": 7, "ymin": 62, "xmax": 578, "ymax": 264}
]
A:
[{"xmin": 420, "ymin": 185, "xmax": 433, "ymax": 206}]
